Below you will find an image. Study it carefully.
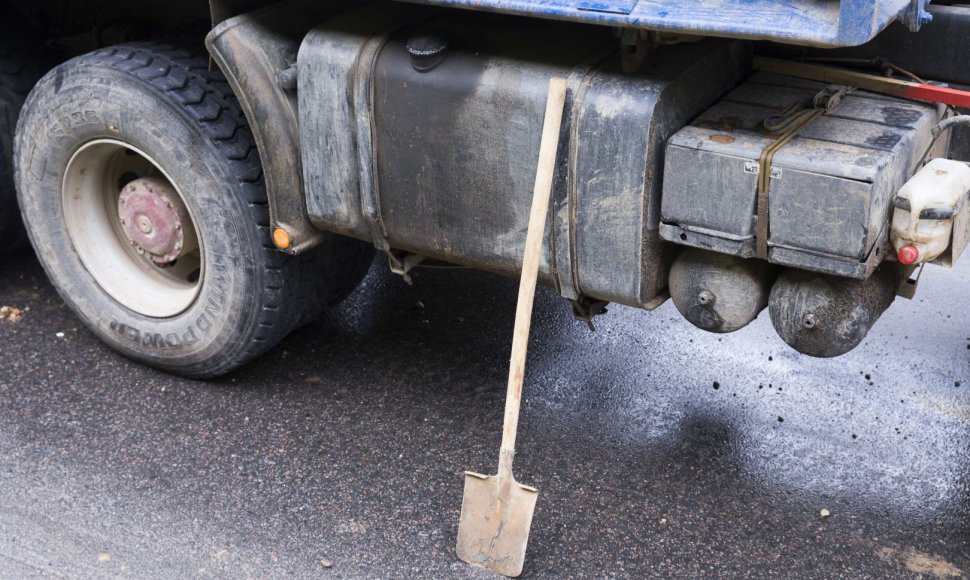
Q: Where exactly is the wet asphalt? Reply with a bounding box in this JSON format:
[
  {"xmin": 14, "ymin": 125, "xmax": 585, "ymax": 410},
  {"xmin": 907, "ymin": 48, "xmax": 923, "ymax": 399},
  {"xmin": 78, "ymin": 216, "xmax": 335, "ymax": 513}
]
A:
[{"xmin": 0, "ymin": 247, "xmax": 968, "ymax": 579}]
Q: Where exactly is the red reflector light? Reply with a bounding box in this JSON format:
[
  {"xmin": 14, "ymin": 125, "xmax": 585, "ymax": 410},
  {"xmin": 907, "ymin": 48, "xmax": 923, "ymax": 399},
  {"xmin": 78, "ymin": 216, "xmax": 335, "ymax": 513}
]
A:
[{"xmin": 898, "ymin": 244, "xmax": 920, "ymax": 265}]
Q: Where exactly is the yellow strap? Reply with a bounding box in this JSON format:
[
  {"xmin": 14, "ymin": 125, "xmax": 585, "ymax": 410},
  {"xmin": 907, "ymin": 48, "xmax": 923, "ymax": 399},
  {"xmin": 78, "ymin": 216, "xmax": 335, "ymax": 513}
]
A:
[{"xmin": 755, "ymin": 107, "xmax": 825, "ymax": 260}]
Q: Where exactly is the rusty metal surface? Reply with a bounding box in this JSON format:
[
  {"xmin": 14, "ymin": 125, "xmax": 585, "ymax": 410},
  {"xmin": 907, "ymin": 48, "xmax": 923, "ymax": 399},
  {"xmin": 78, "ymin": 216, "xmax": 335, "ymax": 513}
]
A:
[
  {"xmin": 0, "ymin": 249, "xmax": 968, "ymax": 577},
  {"xmin": 118, "ymin": 178, "xmax": 196, "ymax": 265}
]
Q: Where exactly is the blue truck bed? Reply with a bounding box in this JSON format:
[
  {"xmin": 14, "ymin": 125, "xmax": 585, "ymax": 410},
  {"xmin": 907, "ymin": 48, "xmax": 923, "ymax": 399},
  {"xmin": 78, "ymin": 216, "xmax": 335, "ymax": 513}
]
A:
[{"xmin": 397, "ymin": 0, "xmax": 927, "ymax": 47}]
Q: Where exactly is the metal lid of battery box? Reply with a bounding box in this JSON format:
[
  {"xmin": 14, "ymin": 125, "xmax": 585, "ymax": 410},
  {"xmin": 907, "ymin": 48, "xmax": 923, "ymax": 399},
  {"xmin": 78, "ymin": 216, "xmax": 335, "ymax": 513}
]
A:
[{"xmin": 660, "ymin": 72, "xmax": 945, "ymax": 279}]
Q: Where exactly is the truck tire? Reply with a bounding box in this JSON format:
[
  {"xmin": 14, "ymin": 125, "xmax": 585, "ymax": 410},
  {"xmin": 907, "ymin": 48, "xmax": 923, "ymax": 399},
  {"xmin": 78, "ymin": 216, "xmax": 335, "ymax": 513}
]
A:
[
  {"xmin": 0, "ymin": 36, "xmax": 46, "ymax": 251},
  {"xmin": 15, "ymin": 43, "xmax": 373, "ymax": 378}
]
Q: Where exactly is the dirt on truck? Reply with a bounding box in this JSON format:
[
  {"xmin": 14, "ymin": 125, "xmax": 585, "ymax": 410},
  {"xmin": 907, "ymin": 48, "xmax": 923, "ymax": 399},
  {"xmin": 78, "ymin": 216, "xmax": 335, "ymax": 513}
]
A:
[{"xmin": 0, "ymin": 0, "xmax": 968, "ymax": 574}]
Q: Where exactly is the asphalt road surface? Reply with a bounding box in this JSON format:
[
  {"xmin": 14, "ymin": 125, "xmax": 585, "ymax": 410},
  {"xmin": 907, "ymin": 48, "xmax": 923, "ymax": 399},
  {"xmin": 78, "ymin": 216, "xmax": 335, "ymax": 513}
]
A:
[{"xmin": 0, "ymin": 248, "xmax": 968, "ymax": 579}]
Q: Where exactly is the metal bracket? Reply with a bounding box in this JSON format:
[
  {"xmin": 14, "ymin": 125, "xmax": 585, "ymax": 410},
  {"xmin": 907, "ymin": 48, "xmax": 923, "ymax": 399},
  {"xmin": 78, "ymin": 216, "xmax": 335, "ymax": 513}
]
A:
[
  {"xmin": 570, "ymin": 297, "xmax": 609, "ymax": 332},
  {"xmin": 387, "ymin": 251, "xmax": 426, "ymax": 285},
  {"xmin": 618, "ymin": 28, "xmax": 658, "ymax": 74},
  {"xmin": 902, "ymin": 0, "xmax": 934, "ymax": 32},
  {"xmin": 812, "ymin": 84, "xmax": 853, "ymax": 111},
  {"xmin": 897, "ymin": 263, "xmax": 924, "ymax": 300}
]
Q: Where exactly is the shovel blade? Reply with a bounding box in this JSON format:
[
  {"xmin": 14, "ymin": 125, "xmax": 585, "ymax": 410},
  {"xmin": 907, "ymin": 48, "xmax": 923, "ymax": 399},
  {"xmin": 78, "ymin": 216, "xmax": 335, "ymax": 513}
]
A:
[{"xmin": 457, "ymin": 471, "xmax": 538, "ymax": 577}]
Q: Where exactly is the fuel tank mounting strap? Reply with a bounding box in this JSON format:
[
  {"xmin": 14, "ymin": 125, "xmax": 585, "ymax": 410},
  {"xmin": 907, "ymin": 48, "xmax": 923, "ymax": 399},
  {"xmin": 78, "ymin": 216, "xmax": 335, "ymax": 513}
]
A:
[
  {"xmin": 755, "ymin": 85, "xmax": 852, "ymax": 260},
  {"xmin": 352, "ymin": 13, "xmax": 431, "ymax": 256},
  {"xmin": 556, "ymin": 43, "xmax": 619, "ymax": 302},
  {"xmin": 354, "ymin": 31, "xmax": 395, "ymax": 254}
]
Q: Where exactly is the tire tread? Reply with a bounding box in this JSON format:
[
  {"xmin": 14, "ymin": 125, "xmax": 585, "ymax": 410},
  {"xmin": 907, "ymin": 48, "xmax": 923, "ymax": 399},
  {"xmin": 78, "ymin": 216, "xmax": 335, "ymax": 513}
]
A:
[
  {"xmin": 18, "ymin": 42, "xmax": 372, "ymax": 378},
  {"xmin": 0, "ymin": 35, "xmax": 48, "ymax": 250}
]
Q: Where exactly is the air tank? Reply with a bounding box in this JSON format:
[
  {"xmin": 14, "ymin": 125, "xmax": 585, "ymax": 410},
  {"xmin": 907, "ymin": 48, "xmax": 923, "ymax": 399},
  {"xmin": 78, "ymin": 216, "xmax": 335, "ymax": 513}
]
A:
[
  {"xmin": 669, "ymin": 248, "xmax": 777, "ymax": 333},
  {"xmin": 768, "ymin": 264, "xmax": 899, "ymax": 358}
]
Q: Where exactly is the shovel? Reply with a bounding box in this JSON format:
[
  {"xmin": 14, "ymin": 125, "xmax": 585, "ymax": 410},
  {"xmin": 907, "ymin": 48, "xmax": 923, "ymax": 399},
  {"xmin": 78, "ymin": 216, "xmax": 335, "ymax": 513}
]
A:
[{"xmin": 456, "ymin": 77, "xmax": 568, "ymax": 578}]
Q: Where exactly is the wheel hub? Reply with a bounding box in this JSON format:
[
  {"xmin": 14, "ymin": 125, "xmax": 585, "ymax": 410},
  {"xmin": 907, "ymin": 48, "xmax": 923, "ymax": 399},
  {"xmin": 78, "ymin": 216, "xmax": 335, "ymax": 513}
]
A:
[{"xmin": 118, "ymin": 177, "xmax": 196, "ymax": 264}]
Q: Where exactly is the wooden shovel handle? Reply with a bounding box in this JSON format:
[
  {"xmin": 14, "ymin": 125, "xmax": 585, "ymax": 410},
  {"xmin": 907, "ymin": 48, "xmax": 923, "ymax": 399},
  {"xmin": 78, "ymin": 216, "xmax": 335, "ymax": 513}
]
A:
[{"xmin": 498, "ymin": 78, "xmax": 568, "ymax": 478}]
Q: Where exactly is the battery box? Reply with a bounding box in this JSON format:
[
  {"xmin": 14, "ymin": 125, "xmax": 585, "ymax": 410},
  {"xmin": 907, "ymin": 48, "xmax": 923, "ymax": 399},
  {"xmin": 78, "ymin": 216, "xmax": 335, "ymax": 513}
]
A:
[{"xmin": 660, "ymin": 72, "xmax": 945, "ymax": 278}]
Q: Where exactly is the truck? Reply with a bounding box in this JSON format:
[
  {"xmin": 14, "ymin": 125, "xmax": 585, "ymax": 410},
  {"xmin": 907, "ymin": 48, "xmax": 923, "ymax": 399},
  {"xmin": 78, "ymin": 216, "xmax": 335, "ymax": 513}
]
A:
[
  {"xmin": 3, "ymin": 0, "xmax": 970, "ymax": 575},
  {"xmin": 0, "ymin": 1, "xmax": 966, "ymax": 375}
]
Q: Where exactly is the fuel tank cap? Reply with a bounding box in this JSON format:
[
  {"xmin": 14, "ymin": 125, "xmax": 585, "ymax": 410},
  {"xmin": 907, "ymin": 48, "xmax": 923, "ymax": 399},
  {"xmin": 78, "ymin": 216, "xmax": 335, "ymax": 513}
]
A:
[{"xmin": 406, "ymin": 35, "xmax": 449, "ymax": 72}]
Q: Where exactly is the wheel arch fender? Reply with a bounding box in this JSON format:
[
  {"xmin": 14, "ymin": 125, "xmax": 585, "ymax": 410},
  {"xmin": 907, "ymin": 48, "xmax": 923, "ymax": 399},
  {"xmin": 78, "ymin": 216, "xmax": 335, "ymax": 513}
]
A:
[{"xmin": 206, "ymin": 0, "xmax": 352, "ymax": 255}]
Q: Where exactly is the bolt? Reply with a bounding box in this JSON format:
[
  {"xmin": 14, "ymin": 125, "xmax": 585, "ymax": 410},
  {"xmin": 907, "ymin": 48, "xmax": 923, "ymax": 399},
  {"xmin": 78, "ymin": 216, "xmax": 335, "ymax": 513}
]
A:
[
  {"xmin": 278, "ymin": 66, "xmax": 298, "ymax": 91},
  {"xmin": 137, "ymin": 215, "xmax": 153, "ymax": 234},
  {"xmin": 802, "ymin": 313, "xmax": 817, "ymax": 329},
  {"xmin": 918, "ymin": 10, "xmax": 933, "ymax": 26},
  {"xmin": 697, "ymin": 290, "xmax": 716, "ymax": 306}
]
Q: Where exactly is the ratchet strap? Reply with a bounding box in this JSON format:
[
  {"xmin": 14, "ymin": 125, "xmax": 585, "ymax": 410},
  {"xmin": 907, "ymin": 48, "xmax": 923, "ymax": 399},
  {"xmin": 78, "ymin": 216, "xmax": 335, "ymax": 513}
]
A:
[{"xmin": 755, "ymin": 85, "xmax": 852, "ymax": 260}]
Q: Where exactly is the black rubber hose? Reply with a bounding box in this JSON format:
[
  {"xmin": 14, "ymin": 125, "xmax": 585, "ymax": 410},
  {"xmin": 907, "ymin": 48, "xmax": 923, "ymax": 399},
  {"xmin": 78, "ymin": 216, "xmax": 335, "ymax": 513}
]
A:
[{"xmin": 931, "ymin": 114, "xmax": 970, "ymax": 138}]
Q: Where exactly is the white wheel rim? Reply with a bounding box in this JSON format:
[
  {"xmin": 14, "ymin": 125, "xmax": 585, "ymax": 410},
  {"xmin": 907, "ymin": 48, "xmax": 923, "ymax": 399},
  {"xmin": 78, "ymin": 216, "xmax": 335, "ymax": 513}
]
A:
[{"xmin": 62, "ymin": 139, "xmax": 204, "ymax": 318}]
